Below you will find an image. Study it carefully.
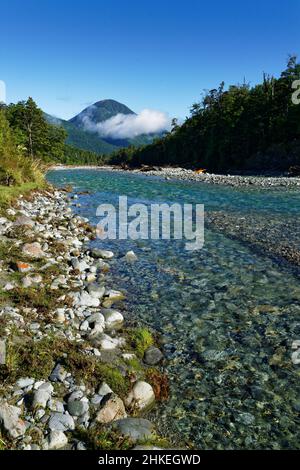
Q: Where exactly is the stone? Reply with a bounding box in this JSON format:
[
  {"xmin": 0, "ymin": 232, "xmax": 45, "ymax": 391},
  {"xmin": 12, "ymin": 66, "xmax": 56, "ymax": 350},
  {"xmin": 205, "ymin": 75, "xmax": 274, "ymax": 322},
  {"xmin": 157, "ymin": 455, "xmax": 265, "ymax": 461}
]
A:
[
  {"xmin": 15, "ymin": 261, "xmax": 32, "ymax": 273},
  {"xmin": 71, "ymin": 258, "xmax": 90, "ymax": 272},
  {"xmin": 67, "ymin": 400, "xmax": 89, "ymax": 417},
  {"xmin": 75, "ymin": 291, "xmax": 100, "ymax": 308},
  {"xmin": 144, "ymin": 346, "xmax": 163, "ymax": 365},
  {"xmin": 0, "ymin": 401, "xmax": 26, "ymax": 438},
  {"xmin": 48, "ymin": 412, "xmax": 75, "ymax": 432},
  {"xmin": 16, "ymin": 377, "xmax": 35, "ymax": 388},
  {"xmin": 91, "ymin": 248, "xmax": 114, "ymax": 260},
  {"xmin": 96, "ymin": 394, "xmax": 127, "ymax": 424},
  {"xmin": 22, "ymin": 242, "xmax": 45, "ymax": 259},
  {"xmin": 48, "ymin": 399, "xmax": 65, "ymax": 413},
  {"xmin": 48, "ymin": 430, "xmax": 68, "ymax": 450},
  {"xmin": 125, "ymin": 381, "xmax": 155, "ymax": 410},
  {"xmin": 32, "ymin": 389, "xmax": 51, "ymax": 409},
  {"xmin": 0, "ymin": 339, "xmax": 6, "ymax": 365},
  {"xmin": 102, "ymin": 290, "xmax": 125, "ymax": 308},
  {"xmin": 55, "ymin": 308, "xmax": 66, "ymax": 324},
  {"xmin": 87, "ymin": 284, "xmax": 105, "ymax": 299},
  {"xmin": 113, "ymin": 418, "xmax": 155, "ymax": 443},
  {"xmin": 49, "ymin": 364, "xmax": 68, "ymax": 382},
  {"xmin": 102, "ymin": 308, "xmax": 124, "ymax": 330},
  {"xmin": 98, "ymin": 334, "xmax": 123, "ymax": 350},
  {"xmin": 124, "ymin": 250, "xmax": 138, "ymax": 263},
  {"xmin": 236, "ymin": 412, "xmax": 255, "ymax": 426},
  {"xmin": 291, "ymin": 350, "xmax": 300, "ymax": 365},
  {"xmin": 14, "ymin": 215, "xmax": 35, "ymax": 228},
  {"xmin": 98, "ymin": 382, "xmax": 113, "ymax": 396},
  {"xmin": 291, "ymin": 339, "xmax": 300, "ymax": 350}
]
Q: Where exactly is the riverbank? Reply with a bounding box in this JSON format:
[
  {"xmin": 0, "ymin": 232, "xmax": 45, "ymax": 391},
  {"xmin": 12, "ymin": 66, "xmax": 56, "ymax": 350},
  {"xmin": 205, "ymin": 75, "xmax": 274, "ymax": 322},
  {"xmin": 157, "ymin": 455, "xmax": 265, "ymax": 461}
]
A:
[
  {"xmin": 0, "ymin": 188, "xmax": 170, "ymax": 450},
  {"xmin": 50, "ymin": 165, "xmax": 300, "ymax": 189}
]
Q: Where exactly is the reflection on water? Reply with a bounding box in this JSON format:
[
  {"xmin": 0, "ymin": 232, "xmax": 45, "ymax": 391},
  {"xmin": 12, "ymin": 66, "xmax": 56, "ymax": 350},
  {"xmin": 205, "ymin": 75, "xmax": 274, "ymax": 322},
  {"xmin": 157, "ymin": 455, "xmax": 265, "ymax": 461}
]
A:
[{"xmin": 47, "ymin": 169, "xmax": 300, "ymax": 449}]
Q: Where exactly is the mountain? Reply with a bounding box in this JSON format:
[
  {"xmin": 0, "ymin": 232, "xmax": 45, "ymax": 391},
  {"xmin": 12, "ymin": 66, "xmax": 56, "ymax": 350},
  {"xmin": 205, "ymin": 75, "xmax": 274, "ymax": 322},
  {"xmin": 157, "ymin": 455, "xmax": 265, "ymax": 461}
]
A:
[
  {"xmin": 45, "ymin": 99, "xmax": 157, "ymax": 155},
  {"xmin": 69, "ymin": 99, "xmax": 135, "ymax": 128}
]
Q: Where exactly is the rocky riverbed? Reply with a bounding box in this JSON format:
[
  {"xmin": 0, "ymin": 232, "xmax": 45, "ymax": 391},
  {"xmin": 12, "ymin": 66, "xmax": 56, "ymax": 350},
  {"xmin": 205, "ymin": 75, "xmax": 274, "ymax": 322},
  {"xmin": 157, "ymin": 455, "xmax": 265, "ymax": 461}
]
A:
[
  {"xmin": 51, "ymin": 165, "xmax": 300, "ymax": 188},
  {"xmin": 0, "ymin": 189, "xmax": 169, "ymax": 450}
]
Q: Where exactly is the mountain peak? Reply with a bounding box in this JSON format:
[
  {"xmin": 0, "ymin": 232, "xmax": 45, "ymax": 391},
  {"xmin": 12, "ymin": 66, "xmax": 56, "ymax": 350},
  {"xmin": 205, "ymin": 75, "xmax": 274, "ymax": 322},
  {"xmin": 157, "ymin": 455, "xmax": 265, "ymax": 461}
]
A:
[{"xmin": 69, "ymin": 99, "xmax": 135, "ymax": 128}]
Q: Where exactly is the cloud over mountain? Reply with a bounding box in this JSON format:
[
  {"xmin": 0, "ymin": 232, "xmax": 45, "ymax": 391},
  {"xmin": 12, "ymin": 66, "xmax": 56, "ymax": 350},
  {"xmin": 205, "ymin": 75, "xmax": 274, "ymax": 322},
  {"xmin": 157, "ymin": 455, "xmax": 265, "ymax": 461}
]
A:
[{"xmin": 81, "ymin": 108, "xmax": 170, "ymax": 139}]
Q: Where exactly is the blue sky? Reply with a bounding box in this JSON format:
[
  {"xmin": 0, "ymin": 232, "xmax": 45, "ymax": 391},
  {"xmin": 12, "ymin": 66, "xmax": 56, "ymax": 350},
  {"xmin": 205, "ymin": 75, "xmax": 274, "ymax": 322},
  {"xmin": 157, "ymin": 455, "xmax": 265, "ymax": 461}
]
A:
[{"xmin": 0, "ymin": 0, "xmax": 299, "ymax": 120}]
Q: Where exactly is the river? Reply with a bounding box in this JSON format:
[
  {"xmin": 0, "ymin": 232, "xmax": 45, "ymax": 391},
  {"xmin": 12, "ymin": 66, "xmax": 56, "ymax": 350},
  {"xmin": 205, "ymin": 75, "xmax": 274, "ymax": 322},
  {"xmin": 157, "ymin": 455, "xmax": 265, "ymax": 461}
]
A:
[{"xmin": 47, "ymin": 169, "xmax": 300, "ymax": 450}]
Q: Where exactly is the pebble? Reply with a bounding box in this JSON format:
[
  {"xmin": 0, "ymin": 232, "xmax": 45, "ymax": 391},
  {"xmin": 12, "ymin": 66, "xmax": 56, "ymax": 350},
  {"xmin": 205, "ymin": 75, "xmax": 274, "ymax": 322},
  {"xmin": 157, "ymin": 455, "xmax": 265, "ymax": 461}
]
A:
[
  {"xmin": 48, "ymin": 430, "xmax": 68, "ymax": 450},
  {"xmin": 48, "ymin": 412, "xmax": 75, "ymax": 432}
]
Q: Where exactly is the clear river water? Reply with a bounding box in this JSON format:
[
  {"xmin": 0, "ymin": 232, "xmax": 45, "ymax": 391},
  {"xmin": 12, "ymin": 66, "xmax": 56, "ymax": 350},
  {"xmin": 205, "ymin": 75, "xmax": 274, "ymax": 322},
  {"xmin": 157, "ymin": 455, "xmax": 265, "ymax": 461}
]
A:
[{"xmin": 47, "ymin": 169, "xmax": 300, "ymax": 450}]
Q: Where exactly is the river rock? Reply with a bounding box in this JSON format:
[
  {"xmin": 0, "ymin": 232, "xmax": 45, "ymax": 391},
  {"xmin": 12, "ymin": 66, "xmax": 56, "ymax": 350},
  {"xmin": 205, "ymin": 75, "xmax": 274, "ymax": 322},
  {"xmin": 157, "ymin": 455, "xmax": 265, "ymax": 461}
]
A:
[
  {"xmin": 96, "ymin": 394, "xmax": 127, "ymax": 423},
  {"xmin": 48, "ymin": 430, "xmax": 68, "ymax": 450},
  {"xmin": 0, "ymin": 401, "xmax": 26, "ymax": 438},
  {"xmin": 291, "ymin": 350, "xmax": 300, "ymax": 365},
  {"xmin": 75, "ymin": 291, "xmax": 100, "ymax": 308},
  {"xmin": 113, "ymin": 418, "xmax": 155, "ymax": 443},
  {"xmin": 0, "ymin": 339, "xmax": 6, "ymax": 365},
  {"xmin": 102, "ymin": 308, "xmax": 124, "ymax": 330},
  {"xmin": 124, "ymin": 250, "xmax": 138, "ymax": 262},
  {"xmin": 48, "ymin": 412, "xmax": 75, "ymax": 432},
  {"xmin": 125, "ymin": 381, "xmax": 155, "ymax": 410},
  {"xmin": 102, "ymin": 289, "xmax": 125, "ymax": 308},
  {"xmin": 87, "ymin": 284, "xmax": 106, "ymax": 299},
  {"xmin": 67, "ymin": 399, "xmax": 89, "ymax": 417},
  {"xmin": 71, "ymin": 258, "xmax": 90, "ymax": 272},
  {"xmin": 91, "ymin": 248, "xmax": 114, "ymax": 260},
  {"xmin": 22, "ymin": 242, "xmax": 45, "ymax": 258},
  {"xmin": 98, "ymin": 382, "xmax": 113, "ymax": 397},
  {"xmin": 14, "ymin": 215, "xmax": 35, "ymax": 228},
  {"xmin": 144, "ymin": 346, "xmax": 163, "ymax": 365},
  {"xmin": 15, "ymin": 261, "xmax": 32, "ymax": 273},
  {"xmin": 16, "ymin": 377, "xmax": 35, "ymax": 389},
  {"xmin": 49, "ymin": 364, "xmax": 68, "ymax": 382}
]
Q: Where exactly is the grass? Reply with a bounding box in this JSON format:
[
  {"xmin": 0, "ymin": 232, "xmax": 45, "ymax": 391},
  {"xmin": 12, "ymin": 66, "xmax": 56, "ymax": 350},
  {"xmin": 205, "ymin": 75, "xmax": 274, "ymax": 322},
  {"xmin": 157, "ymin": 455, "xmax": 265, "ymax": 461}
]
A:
[
  {"xmin": 128, "ymin": 327, "xmax": 154, "ymax": 358},
  {"xmin": 0, "ymin": 182, "xmax": 44, "ymax": 211},
  {"xmin": 0, "ymin": 336, "xmax": 131, "ymax": 397},
  {"xmin": 75, "ymin": 426, "xmax": 133, "ymax": 450}
]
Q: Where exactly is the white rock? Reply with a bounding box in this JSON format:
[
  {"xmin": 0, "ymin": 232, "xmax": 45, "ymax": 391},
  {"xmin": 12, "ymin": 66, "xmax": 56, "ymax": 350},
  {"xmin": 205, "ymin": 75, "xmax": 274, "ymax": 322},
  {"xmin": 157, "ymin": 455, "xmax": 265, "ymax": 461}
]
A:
[
  {"xmin": 16, "ymin": 377, "xmax": 35, "ymax": 389},
  {"xmin": 0, "ymin": 401, "xmax": 26, "ymax": 438},
  {"xmin": 124, "ymin": 250, "xmax": 138, "ymax": 263},
  {"xmin": 48, "ymin": 430, "xmax": 68, "ymax": 450},
  {"xmin": 125, "ymin": 381, "xmax": 155, "ymax": 410},
  {"xmin": 102, "ymin": 308, "xmax": 124, "ymax": 330},
  {"xmin": 291, "ymin": 350, "xmax": 300, "ymax": 365}
]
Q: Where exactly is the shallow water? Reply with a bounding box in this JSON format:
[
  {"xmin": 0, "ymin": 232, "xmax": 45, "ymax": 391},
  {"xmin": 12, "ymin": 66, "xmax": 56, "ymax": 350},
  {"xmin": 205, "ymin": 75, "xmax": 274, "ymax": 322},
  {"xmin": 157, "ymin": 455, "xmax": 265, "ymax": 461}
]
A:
[{"xmin": 47, "ymin": 169, "xmax": 300, "ymax": 449}]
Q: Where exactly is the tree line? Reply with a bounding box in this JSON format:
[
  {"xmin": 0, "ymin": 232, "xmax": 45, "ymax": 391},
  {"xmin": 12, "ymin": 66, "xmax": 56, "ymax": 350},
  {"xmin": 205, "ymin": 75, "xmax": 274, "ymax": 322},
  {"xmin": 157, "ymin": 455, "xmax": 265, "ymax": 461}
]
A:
[
  {"xmin": 108, "ymin": 57, "xmax": 300, "ymax": 173},
  {"xmin": 0, "ymin": 97, "xmax": 107, "ymax": 186}
]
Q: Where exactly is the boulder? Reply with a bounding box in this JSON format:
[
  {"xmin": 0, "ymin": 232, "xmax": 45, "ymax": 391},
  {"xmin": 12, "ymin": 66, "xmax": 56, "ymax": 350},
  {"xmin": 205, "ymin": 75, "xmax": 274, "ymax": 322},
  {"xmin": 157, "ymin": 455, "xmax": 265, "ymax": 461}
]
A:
[
  {"xmin": 125, "ymin": 381, "xmax": 155, "ymax": 410},
  {"xmin": 102, "ymin": 308, "xmax": 124, "ymax": 330},
  {"xmin": 96, "ymin": 394, "xmax": 127, "ymax": 424},
  {"xmin": 144, "ymin": 346, "xmax": 163, "ymax": 365},
  {"xmin": 0, "ymin": 401, "xmax": 26, "ymax": 438},
  {"xmin": 113, "ymin": 418, "xmax": 155, "ymax": 443},
  {"xmin": 22, "ymin": 242, "xmax": 45, "ymax": 258},
  {"xmin": 48, "ymin": 430, "xmax": 68, "ymax": 450}
]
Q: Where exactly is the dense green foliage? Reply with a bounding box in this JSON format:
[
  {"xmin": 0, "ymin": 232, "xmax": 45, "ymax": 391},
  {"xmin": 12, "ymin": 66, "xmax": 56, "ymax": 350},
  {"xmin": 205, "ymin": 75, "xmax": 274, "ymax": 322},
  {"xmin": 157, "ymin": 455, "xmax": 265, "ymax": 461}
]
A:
[
  {"xmin": 0, "ymin": 107, "xmax": 44, "ymax": 189},
  {"xmin": 109, "ymin": 58, "xmax": 300, "ymax": 173}
]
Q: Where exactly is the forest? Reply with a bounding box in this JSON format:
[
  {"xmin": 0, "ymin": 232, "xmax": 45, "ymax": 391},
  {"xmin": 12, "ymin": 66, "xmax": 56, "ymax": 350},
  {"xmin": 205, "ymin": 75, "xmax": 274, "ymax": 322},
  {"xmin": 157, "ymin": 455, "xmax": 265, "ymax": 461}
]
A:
[{"xmin": 109, "ymin": 57, "xmax": 300, "ymax": 173}]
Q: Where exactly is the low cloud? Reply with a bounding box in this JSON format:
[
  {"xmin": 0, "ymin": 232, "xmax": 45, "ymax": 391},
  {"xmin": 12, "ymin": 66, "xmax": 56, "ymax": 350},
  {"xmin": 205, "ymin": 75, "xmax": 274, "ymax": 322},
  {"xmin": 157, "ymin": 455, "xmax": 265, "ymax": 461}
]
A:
[{"xmin": 82, "ymin": 109, "xmax": 170, "ymax": 139}]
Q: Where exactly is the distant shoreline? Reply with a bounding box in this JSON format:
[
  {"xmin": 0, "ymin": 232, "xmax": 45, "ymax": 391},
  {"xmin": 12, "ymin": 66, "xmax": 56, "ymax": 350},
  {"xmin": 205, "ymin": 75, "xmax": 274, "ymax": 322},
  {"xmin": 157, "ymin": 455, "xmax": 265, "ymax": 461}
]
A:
[{"xmin": 49, "ymin": 165, "xmax": 300, "ymax": 188}]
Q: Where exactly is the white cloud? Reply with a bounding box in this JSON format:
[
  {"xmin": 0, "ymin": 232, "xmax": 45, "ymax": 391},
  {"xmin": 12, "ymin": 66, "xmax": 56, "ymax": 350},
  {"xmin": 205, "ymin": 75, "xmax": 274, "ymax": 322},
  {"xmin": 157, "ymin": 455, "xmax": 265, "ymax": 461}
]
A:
[{"xmin": 82, "ymin": 108, "xmax": 170, "ymax": 139}]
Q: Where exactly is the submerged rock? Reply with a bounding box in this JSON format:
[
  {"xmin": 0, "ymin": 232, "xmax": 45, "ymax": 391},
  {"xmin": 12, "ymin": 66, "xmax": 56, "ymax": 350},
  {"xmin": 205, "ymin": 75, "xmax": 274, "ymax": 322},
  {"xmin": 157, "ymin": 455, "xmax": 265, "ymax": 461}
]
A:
[
  {"xmin": 144, "ymin": 346, "xmax": 163, "ymax": 365},
  {"xmin": 113, "ymin": 418, "xmax": 155, "ymax": 442},
  {"xmin": 91, "ymin": 248, "xmax": 114, "ymax": 260}
]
